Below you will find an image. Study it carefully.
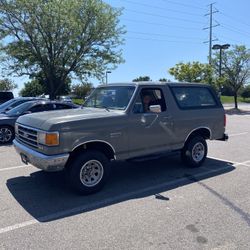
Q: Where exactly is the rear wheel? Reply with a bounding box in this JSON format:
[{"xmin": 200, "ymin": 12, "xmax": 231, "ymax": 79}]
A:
[
  {"xmin": 181, "ymin": 136, "xmax": 207, "ymax": 168},
  {"xmin": 0, "ymin": 126, "xmax": 14, "ymax": 144},
  {"xmin": 68, "ymin": 150, "xmax": 111, "ymax": 195}
]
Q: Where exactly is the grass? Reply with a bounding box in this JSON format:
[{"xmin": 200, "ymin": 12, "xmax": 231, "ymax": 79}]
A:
[
  {"xmin": 220, "ymin": 96, "xmax": 250, "ymax": 104},
  {"xmin": 72, "ymin": 98, "xmax": 84, "ymax": 105}
]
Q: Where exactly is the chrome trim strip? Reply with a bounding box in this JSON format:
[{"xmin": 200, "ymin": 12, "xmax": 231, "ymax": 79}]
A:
[
  {"xmin": 16, "ymin": 122, "xmax": 44, "ymax": 133},
  {"xmin": 72, "ymin": 140, "xmax": 116, "ymax": 160},
  {"xmin": 18, "ymin": 134, "xmax": 37, "ymax": 143},
  {"xmin": 184, "ymin": 126, "xmax": 212, "ymax": 143},
  {"xmin": 18, "ymin": 137, "xmax": 38, "ymax": 148}
]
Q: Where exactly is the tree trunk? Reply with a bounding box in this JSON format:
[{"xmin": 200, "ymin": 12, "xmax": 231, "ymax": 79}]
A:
[
  {"xmin": 48, "ymin": 82, "xmax": 56, "ymax": 100},
  {"xmin": 48, "ymin": 76, "xmax": 56, "ymax": 100},
  {"xmin": 234, "ymin": 94, "xmax": 238, "ymax": 109}
]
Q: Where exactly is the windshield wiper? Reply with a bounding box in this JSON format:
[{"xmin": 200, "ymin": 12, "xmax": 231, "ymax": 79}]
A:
[{"xmin": 82, "ymin": 105, "xmax": 110, "ymax": 112}]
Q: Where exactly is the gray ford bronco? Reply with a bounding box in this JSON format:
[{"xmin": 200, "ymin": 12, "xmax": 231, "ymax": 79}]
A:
[{"xmin": 13, "ymin": 82, "xmax": 228, "ymax": 194}]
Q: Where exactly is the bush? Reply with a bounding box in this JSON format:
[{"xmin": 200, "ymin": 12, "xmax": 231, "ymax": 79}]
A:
[{"xmin": 241, "ymin": 85, "xmax": 250, "ymax": 99}]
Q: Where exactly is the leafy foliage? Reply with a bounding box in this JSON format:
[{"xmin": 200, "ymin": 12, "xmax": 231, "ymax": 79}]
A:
[
  {"xmin": 0, "ymin": 78, "xmax": 17, "ymax": 91},
  {"xmin": 71, "ymin": 83, "xmax": 93, "ymax": 99},
  {"xmin": 0, "ymin": 0, "xmax": 125, "ymax": 99},
  {"xmin": 132, "ymin": 76, "xmax": 151, "ymax": 82},
  {"xmin": 241, "ymin": 85, "xmax": 250, "ymax": 99},
  {"xmin": 159, "ymin": 78, "xmax": 170, "ymax": 82},
  {"xmin": 168, "ymin": 62, "xmax": 212, "ymax": 83},
  {"xmin": 212, "ymin": 45, "xmax": 250, "ymax": 109},
  {"xmin": 19, "ymin": 79, "xmax": 44, "ymax": 97}
]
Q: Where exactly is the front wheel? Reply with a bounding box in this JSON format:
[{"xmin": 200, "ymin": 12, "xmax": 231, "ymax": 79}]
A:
[
  {"xmin": 0, "ymin": 126, "xmax": 15, "ymax": 144},
  {"xmin": 181, "ymin": 136, "xmax": 207, "ymax": 168},
  {"xmin": 68, "ymin": 150, "xmax": 111, "ymax": 195}
]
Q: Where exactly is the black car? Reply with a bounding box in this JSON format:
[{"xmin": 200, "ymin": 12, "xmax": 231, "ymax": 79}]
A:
[
  {"xmin": 0, "ymin": 97, "xmax": 45, "ymax": 113},
  {"xmin": 0, "ymin": 91, "xmax": 14, "ymax": 104},
  {"xmin": 0, "ymin": 100, "xmax": 78, "ymax": 144}
]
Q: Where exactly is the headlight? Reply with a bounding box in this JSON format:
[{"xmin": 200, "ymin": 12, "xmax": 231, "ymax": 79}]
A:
[{"xmin": 37, "ymin": 131, "xmax": 59, "ymax": 146}]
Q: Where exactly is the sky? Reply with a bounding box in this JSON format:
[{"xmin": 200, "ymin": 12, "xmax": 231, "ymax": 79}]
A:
[
  {"xmin": 8, "ymin": 0, "xmax": 250, "ymax": 95},
  {"xmin": 104, "ymin": 0, "xmax": 250, "ymax": 83}
]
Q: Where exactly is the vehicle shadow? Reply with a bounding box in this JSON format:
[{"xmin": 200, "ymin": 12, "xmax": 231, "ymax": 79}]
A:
[
  {"xmin": 0, "ymin": 142, "xmax": 13, "ymax": 147},
  {"xmin": 6, "ymin": 154, "xmax": 235, "ymax": 222},
  {"xmin": 225, "ymin": 108, "xmax": 250, "ymax": 116}
]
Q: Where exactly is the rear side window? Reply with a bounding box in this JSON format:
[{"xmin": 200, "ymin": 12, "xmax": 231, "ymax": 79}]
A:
[
  {"xmin": 29, "ymin": 104, "xmax": 53, "ymax": 112},
  {"xmin": 171, "ymin": 86, "xmax": 217, "ymax": 109},
  {"xmin": 54, "ymin": 103, "xmax": 73, "ymax": 110}
]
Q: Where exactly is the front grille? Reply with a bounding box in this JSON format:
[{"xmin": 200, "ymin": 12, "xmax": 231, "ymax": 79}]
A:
[{"xmin": 16, "ymin": 124, "xmax": 38, "ymax": 148}]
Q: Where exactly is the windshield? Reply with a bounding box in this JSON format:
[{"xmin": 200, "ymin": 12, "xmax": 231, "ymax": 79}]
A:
[
  {"xmin": 0, "ymin": 99, "xmax": 16, "ymax": 109},
  {"xmin": 83, "ymin": 86, "xmax": 135, "ymax": 110},
  {"xmin": 6, "ymin": 101, "xmax": 34, "ymax": 116}
]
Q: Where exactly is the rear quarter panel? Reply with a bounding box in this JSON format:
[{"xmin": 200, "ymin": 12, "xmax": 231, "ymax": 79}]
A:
[{"xmin": 164, "ymin": 85, "xmax": 225, "ymax": 146}]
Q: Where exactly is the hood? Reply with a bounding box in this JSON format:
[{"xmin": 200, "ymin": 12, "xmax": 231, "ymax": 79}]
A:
[
  {"xmin": 0, "ymin": 113, "xmax": 9, "ymax": 119},
  {"xmin": 0, "ymin": 113, "xmax": 17, "ymax": 119},
  {"xmin": 16, "ymin": 107, "xmax": 125, "ymax": 130},
  {"xmin": 0, "ymin": 113, "xmax": 17, "ymax": 125}
]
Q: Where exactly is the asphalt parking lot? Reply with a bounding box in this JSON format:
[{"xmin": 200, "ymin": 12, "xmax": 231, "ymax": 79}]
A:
[{"xmin": 0, "ymin": 104, "xmax": 249, "ymax": 250}]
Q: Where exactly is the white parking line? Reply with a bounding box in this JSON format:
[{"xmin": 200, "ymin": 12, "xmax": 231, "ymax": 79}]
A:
[
  {"xmin": 208, "ymin": 156, "xmax": 250, "ymax": 167},
  {"xmin": 208, "ymin": 156, "xmax": 236, "ymax": 164},
  {"xmin": 0, "ymin": 220, "xmax": 37, "ymax": 234},
  {"xmin": 229, "ymin": 132, "xmax": 249, "ymax": 137},
  {"xmin": 0, "ymin": 163, "xmax": 235, "ymax": 235},
  {"xmin": 0, "ymin": 165, "xmax": 30, "ymax": 172},
  {"xmin": 234, "ymin": 160, "xmax": 250, "ymax": 167}
]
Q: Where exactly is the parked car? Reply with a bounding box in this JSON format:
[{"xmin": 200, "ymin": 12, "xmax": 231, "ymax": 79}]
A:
[
  {"xmin": 14, "ymin": 82, "xmax": 228, "ymax": 194},
  {"xmin": 59, "ymin": 96, "xmax": 72, "ymax": 103},
  {"xmin": 0, "ymin": 97, "xmax": 44, "ymax": 113},
  {"xmin": 0, "ymin": 100, "xmax": 78, "ymax": 144},
  {"xmin": 0, "ymin": 91, "xmax": 14, "ymax": 104}
]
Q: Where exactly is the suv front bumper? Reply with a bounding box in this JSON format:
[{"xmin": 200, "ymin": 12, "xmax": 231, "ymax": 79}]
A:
[{"xmin": 13, "ymin": 139, "xmax": 69, "ymax": 172}]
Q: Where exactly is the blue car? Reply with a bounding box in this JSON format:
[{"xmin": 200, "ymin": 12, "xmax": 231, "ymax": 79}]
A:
[
  {"xmin": 0, "ymin": 100, "xmax": 78, "ymax": 144},
  {"xmin": 0, "ymin": 97, "xmax": 44, "ymax": 113}
]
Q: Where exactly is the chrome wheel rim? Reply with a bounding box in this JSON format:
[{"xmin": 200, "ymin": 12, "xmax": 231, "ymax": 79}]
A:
[
  {"xmin": 80, "ymin": 160, "xmax": 104, "ymax": 187},
  {"xmin": 0, "ymin": 127, "xmax": 12, "ymax": 143},
  {"xmin": 192, "ymin": 142, "xmax": 205, "ymax": 162}
]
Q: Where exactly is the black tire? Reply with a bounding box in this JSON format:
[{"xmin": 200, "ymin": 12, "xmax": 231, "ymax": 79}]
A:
[
  {"xmin": 181, "ymin": 136, "xmax": 207, "ymax": 168},
  {"xmin": 68, "ymin": 150, "xmax": 111, "ymax": 195},
  {"xmin": 0, "ymin": 126, "xmax": 15, "ymax": 144}
]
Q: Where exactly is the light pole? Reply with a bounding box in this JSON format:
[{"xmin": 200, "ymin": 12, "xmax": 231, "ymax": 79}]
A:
[
  {"xmin": 212, "ymin": 44, "xmax": 230, "ymax": 77},
  {"xmin": 105, "ymin": 71, "xmax": 111, "ymax": 85}
]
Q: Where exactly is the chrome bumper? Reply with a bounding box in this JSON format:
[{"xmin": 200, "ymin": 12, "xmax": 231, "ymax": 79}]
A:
[{"xmin": 13, "ymin": 139, "xmax": 69, "ymax": 172}]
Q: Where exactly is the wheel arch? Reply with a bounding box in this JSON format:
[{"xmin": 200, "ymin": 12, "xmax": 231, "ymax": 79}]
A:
[
  {"xmin": 67, "ymin": 140, "xmax": 116, "ymax": 167},
  {"xmin": 184, "ymin": 127, "xmax": 211, "ymax": 145}
]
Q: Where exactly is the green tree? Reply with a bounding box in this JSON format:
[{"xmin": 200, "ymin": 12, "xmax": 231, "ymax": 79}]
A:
[
  {"xmin": 19, "ymin": 79, "xmax": 44, "ymax": 97},
  {"xmin": 212, "ymin": 45, "xmax": 250, "ymax": 109},
  {"xmin": 72, "ymin": 83, "xmax": 93, "ymax": 99},
  {"xmin": 159, "ymin": 78, "xmax": 170, "ymax": 82},
  {"xmin": 168, "ymin": 62, "xmax": 212, "ymax": 83},
  {"xmin": 241, "ymin": 85, "xmax": 250, "ymax": 99},
  {"xmin": 0, "ymin": 78, "xmax": 17, "ymax": 91},
  {"xmin": 30, "ymin": 71, "xmax": 71, "ymax": 96},
  {"xmin": 0, "ymin": 0, "xmax": 125, "ymax": 99},
  {"xmin": 133, "ymin": 76, "xmax": 151, "ymax": 82}
]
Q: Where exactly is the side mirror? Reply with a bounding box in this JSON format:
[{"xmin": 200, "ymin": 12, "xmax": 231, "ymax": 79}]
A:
[{"xmin": 149, "ymin": 105, "xmax": 161, "ymax": 113}]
